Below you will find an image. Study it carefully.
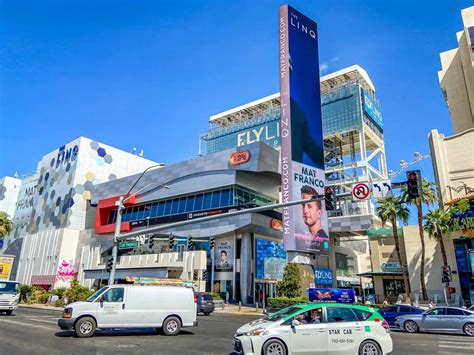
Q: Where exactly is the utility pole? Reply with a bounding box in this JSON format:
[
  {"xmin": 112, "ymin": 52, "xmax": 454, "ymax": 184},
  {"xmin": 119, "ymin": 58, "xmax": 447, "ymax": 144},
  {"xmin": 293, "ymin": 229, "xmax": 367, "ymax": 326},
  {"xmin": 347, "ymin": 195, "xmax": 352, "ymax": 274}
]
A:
[{"xmin": 108, "ymin": 195, "xmax": 124, "ymax": 285}]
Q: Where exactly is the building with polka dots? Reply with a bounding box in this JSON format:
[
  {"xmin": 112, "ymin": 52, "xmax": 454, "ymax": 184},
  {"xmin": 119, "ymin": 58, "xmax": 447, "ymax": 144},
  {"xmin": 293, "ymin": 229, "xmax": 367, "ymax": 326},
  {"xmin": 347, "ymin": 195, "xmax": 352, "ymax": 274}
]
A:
[{"xmin": 0, "ymin": 137, "xmax": 158, "ymax": 288}]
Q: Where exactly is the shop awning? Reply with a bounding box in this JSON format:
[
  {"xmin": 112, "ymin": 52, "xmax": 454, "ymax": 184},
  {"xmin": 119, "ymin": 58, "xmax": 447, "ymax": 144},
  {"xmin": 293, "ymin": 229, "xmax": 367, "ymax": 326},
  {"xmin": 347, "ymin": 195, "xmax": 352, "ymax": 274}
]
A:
[{"xmin": 357, "ymin": 271, "xmax": 404, "ymax": 277}]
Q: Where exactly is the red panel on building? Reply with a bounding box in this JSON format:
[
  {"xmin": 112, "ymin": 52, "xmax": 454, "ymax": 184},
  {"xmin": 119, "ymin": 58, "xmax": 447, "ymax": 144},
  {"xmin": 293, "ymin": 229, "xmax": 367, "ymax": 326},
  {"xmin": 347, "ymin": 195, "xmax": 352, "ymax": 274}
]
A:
[{"xmin": 94, "ymin": 195, "xmax": 137, "ymax": 235}]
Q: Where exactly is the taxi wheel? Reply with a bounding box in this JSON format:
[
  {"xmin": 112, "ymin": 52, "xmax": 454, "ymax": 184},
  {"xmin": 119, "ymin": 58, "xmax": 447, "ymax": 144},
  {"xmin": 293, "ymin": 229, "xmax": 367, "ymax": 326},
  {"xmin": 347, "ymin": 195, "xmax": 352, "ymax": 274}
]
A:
[
  {"xmin": 358, "ymin": 340, "xmax": 382, "ymax": 355},
  {"xmin": 74, "ymin": 317, "xmax": 96, "ymax": 338},
  {"xmin": 162, "ymin": 316, "xmax": 181, "ymax": 336},
  {"xmin": 404, "ymin": 320, "xmax": 419, "ymax": 333},
  {"xmin": 263, "ymin": 339, "xmax": 287, "ymax": 355},
  {"xmin": 463, "ymin": 323, "xmax": 474, "ymax": 336}
]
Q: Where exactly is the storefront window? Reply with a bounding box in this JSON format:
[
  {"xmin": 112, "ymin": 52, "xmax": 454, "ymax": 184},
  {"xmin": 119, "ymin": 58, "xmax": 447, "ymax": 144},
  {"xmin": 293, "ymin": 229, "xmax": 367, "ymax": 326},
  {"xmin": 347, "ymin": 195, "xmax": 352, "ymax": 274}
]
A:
[{"xmin": 383, "ymin": 279, "xmax": 405, "ymax": 302}]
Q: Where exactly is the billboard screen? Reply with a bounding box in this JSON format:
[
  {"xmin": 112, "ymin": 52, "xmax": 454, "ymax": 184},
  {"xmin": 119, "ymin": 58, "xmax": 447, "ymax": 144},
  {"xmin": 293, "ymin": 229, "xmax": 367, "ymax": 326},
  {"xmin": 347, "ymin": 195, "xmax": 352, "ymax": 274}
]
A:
[
  {"xmin": 308, "ymin": 288, "xmax": 355, "ymax": 304},
  {"xmin": 214, "ymin": 237, "xmax": 234, "ymax": 272},
  {"xmin": 0, "ymin": 256, "xmax": 14, "ymax": 280},
  {"xmin": 361, "ymin": 89, "xmax": 383, "ymax": 130},
  {"xmin": 255, "ymin": 239, "xmax": 287, "ymax": 280},
  {"xmin": 279, "ymin": 5, "xmax": 328, "ymax": 254},
  {"xmin": 313, "ymin": 267, "xmax": 334, "ymax": 286}
]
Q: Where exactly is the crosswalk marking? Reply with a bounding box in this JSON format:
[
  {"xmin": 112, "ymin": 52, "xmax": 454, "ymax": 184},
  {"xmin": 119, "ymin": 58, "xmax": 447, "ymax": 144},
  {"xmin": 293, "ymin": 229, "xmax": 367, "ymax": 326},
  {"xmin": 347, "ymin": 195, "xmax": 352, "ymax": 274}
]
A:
[
  {"xmin": 26, "ymin": 317, "xmax": 58, "ymax": 325},
  {"xmin": 439, "ymin": 344, "xmax": 474, "ymax": 349},
  {"xmin": 0, "ymin": 318, "xmax": 56, "ymax": 331}
]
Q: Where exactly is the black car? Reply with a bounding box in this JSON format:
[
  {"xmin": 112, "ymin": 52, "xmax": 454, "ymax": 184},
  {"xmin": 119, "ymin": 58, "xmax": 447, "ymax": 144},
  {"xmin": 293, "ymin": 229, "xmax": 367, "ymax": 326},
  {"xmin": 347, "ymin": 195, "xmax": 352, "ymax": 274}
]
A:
[{"xmin": 197, "ymin": 292, "xmax": 215, "ymax": 315}]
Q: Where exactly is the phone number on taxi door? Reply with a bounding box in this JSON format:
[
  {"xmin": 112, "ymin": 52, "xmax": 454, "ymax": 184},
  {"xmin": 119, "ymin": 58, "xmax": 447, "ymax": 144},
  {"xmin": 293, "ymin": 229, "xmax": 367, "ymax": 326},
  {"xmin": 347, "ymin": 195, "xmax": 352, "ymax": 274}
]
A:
[{"xmin": 331, "ymin": 339, "xmax": 354, "ymax": 344}]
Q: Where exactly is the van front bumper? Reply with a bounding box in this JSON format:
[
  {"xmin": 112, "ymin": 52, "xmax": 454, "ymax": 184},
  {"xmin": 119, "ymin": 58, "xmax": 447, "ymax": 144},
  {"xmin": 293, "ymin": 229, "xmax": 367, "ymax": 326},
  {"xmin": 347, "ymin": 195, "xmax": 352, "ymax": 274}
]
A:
[
  {"xmin": 0, "ymin": 304, "xmax": 18, "ymax": 310},
  {"xmin": 58, "ymin": 318, "xmax": 75, "ymax": 331}
]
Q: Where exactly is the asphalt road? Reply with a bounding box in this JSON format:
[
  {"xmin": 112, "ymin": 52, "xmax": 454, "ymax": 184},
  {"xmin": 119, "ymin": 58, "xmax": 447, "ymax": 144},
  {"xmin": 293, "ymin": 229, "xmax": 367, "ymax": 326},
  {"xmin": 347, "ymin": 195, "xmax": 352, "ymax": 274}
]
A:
[{"xmin": 1, "ymin": 307, "xmax": 474, "ymax": 354}]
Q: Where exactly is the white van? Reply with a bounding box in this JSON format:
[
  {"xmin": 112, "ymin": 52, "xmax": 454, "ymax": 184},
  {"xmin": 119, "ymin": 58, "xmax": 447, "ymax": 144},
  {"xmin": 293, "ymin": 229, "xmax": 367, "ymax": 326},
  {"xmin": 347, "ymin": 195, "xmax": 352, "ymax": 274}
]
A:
[{"xmin": 58, "ymin": 284, "xmax": 198, "ymax": 338}]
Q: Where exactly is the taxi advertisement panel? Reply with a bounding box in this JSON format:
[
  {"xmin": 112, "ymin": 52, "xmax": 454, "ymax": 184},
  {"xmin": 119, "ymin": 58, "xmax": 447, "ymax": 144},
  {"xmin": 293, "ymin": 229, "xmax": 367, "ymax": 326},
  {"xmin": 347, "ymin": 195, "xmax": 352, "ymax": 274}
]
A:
[{"xmin": 308, "ymin": 288, "xmax": 355, "ymax": 304}]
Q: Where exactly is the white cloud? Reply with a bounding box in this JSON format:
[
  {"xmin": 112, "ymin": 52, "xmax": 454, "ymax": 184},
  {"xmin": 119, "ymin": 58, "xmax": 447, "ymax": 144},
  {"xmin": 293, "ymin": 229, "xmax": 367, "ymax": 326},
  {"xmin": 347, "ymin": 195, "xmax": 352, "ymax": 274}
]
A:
[
  {"xmin": 331, "ymin": 56, "xmax": 340, "ymax": 62},
  {"xmin": 319, "ymin": 63, "xmax": 329, "ymax": 73}
]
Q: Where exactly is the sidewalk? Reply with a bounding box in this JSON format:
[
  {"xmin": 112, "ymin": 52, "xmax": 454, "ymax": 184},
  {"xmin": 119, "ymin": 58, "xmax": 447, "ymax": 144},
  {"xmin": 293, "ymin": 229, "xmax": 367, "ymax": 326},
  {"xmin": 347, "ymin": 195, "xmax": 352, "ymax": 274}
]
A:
[
  {"xmin": 18, "ymin": 303, "xmax": 64, "ymax": 312},
  {"xmin": 213, "ymin": 303, "xmax": 264, "ymax": 316}
]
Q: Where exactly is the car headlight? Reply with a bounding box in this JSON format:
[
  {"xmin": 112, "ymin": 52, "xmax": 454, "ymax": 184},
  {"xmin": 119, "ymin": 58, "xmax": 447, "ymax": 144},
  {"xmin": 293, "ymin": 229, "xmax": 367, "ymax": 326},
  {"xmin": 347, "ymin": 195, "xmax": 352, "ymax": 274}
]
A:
[
  {"xmin": 245, "ymin": 328, "xmax": 269, "ymax": 336},
  {"xmin": 62, "ymin": 307, "xmax": 73, "ymax": 319}
]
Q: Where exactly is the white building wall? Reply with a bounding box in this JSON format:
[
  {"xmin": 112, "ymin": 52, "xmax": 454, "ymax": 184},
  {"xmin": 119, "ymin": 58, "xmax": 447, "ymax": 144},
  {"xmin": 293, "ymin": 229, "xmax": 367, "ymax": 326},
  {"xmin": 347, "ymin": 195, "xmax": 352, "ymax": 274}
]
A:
[{"xmin": 0, "ymin": 176, "xmax": 22, "ymax": 219}]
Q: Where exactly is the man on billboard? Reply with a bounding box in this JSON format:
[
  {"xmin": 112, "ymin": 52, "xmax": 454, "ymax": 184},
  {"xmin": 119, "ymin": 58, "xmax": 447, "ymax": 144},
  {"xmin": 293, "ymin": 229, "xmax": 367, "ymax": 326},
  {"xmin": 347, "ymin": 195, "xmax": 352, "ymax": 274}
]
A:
[
  {"xmin": 301, "ymin": 185, "xmax": 328, "ymax": 252},
  {"xmin": 218, "ymin": 250, "xmax": 231, "ymax": 270}
]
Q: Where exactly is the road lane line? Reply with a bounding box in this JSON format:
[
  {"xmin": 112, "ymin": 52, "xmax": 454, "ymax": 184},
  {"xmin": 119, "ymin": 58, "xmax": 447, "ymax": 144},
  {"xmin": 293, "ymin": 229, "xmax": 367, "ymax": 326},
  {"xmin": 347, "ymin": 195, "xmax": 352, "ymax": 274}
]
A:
[
  {"xmin": 438, "ymin": 344, "xmax": 474, "ymax": 349},
  {"xmin": 0, "ymin": 318, "xmax": 56, "ymax": 331},
  {"xmin": 26, "ymin": 317, "xmax": 58, "ymax": 325}
]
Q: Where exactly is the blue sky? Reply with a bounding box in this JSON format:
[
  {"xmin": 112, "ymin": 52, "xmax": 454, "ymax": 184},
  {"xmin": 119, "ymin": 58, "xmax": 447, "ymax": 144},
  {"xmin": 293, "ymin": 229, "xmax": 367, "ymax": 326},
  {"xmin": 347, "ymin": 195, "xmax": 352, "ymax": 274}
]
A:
[{"xmin": 0, "ymin": 0, "xmax": 470, "ymax": 190}]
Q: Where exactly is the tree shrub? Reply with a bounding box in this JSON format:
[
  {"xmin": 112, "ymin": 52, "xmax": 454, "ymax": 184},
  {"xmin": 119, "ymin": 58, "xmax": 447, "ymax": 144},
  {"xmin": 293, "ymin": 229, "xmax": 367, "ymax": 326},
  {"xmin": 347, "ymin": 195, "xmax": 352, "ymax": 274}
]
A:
[
  {"xmin": 276, "ymin": 263, "xmax": 302, "ymax": 298},
  {"xmin": 267, "ymin": 296, "xmax": 308, "ymax": 309}
]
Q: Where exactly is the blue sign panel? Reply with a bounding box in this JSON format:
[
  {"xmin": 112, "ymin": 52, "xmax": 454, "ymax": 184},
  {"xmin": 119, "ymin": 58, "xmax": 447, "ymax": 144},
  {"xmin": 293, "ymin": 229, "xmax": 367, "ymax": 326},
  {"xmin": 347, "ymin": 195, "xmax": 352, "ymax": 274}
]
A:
[
  {"xmin": 255, "ymin": 239, "xmax": 287, "ymax": 281},
  {"xmin": 279, "ymin": 5, "xmax": 329, "ymax": 255},
  {"xmin": 361, "ymin": 89, "xmax": 383, "ymax": 130},
  {"xmin": 308, "ymin": 288, "xmax": 355, "ymax": 304},
  {"xmin": 313, "ymin": 267, "xmax": 333, "ymax": 286}
]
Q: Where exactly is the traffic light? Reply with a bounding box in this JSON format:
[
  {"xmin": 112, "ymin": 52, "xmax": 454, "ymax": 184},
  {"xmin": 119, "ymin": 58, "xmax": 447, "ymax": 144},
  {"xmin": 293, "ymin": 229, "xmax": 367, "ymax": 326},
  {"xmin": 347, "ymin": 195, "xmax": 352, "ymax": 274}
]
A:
[
  {"xmin": 406, "ymin": 170, "xmax": 422, "ymax": 199},
  {"xmin": 210, "ymin": 237, "xmax": 215, "ymax": 249},
  {"xmin": 324, "ymin": 186, "xmax": 335, "ymax": 211},
  {"xmin": 448, "ymin": 287, "xmax": 456, "ymax": 294},
  {"xmin": 203, "ymin": 270, "xmax": 208, "ymax": 280},
  {"xmin": 187, "ymin": 237, "xmax": 193, "ymax": 251},
  {"xmin": 106, "ymin": 256, "xmax": 113, "ymax": 272},
  {"xmin": 169, "ymin": 234, "xmax": 175, "ymax": 250},
  {"xmin": 442, "ymin": 265, "xmax": 452, "ymax": 283},
  {"xmin": 148, "ymin": 236, "xmax": 155, "ymax": 249}
]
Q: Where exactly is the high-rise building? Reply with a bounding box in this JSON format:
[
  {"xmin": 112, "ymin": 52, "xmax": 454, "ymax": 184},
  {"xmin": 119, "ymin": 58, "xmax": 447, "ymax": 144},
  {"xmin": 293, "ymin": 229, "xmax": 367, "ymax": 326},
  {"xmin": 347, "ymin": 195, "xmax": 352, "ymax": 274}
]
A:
[
  {"xmin": 428, "ymin": 6, "xmax": 474, "ymax": 305},
  {"xmin": 438, "ymin": 6, "xmax": 474, "ymax": 134}
]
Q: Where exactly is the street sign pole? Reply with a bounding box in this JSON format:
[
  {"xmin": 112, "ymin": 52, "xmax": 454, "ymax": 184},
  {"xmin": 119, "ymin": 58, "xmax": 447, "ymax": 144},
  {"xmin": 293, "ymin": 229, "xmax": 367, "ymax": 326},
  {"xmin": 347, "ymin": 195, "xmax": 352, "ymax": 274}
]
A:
[
  {"xmin": 108, "ymin": 195, "xmax": 124, "ymax": 286},
  {"xmin": 211, "ymin": 246, "xmax": 215, "ymax": 293}
]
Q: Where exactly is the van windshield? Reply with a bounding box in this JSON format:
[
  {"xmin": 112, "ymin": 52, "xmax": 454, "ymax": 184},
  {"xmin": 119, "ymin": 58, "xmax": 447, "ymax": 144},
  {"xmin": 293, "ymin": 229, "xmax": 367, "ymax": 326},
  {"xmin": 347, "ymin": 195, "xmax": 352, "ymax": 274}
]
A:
[
  {"xmin": 0, "ymin": 281, "xmax": 19, "ymax": 293},
  {"xmin": 86, "ymin": 287, "xmax": 108, "ymax": 302},
  {"xmin": 264, "ymin": 306, "xmax": 302, "ymax": 322}
]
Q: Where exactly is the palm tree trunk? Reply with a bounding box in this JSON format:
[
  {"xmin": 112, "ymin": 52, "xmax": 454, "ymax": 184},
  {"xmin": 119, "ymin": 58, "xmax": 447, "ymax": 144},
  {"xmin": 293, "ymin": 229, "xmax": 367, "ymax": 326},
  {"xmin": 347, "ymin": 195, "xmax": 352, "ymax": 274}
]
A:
[
  {"xmin": 416, "ymin": 198, "xmax": 428, "ymax": 301},
  {"xmin": 436, "ymin": 226, "xmax": 448, "ymax": 266},
  {"xmin": 391, "ymin": 216, "xmax": 410, "ymax": 297}
]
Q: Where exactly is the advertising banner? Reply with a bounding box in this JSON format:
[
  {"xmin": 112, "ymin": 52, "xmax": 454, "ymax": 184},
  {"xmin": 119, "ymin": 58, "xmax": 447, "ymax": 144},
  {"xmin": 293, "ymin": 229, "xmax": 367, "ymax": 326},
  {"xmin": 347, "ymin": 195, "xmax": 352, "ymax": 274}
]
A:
[
  {"xmin": 255, "ymin": 239, "xmax": 287, "ymax": 281},
  {"xmin": 361, "ymin": 89, "xmax": 383, "ymax": 130},
  {"xmin": 313, "ymin": 267, "xmax": 333, "ymax": 286},
  {"xmin": 279, "ymin": 5, "xmax": 327, "ymax": 254},
  {"xmin": 308, "ymin": 288, "xmax": 355, "ymax": 304},
  {"xmin": 57, "ymin": 259, "xmax": 76, "ymax": 277},
  {"xmin": 214, "ymin": 237, "xmax": 234, "ymax": 272},
  {"xmin": 0, "ymin": 256, "xmax": 14, "ymax": 280}
]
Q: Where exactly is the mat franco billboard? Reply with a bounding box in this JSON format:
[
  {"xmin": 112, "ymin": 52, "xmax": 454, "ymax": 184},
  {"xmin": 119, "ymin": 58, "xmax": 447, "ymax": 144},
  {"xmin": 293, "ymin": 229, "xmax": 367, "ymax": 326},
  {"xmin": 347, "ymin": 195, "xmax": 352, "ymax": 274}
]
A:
[{"xmin": 279, "ymin": 5, "xmax": 329, "ymax": 255}]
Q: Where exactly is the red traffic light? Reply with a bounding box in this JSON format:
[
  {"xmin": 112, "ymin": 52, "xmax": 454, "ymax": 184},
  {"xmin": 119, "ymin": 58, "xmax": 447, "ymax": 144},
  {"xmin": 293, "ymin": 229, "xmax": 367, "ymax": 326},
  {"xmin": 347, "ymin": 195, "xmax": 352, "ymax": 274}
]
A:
[{"xmin": 448, "ymin": 287, "xmax": 455, "ymax": 294}]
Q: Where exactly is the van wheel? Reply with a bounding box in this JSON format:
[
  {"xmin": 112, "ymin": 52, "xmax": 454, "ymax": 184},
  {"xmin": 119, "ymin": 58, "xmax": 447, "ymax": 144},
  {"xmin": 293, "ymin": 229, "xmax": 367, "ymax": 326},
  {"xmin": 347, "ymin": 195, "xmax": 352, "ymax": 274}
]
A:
[
  {"xmin": 263, "ymin": 339, "xmax": 287, "ymax": 355},
  {"xmin": 358, "ymin": 340, "xmax": 382, "ymax": 355},
  {"xmin": 163, "ymin": 316, "xmax": 181, "ymax": 336},
  {"xmin": 204, "ymin": 312, "xmax": 211, "ymax": 316},
  {"xmin": 5, "ymin": 310, "xmax": 13, "ymax": 316},
  {"xmin": 75, "ymin": 317, "xmax": 96, "ymax": 338}
]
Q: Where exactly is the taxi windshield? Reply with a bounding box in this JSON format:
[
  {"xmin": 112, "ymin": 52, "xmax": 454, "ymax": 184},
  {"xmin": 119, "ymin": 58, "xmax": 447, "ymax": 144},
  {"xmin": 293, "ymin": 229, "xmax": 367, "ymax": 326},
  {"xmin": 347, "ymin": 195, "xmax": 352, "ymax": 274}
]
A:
[
  {"xmin": 264, "ymin": 306, "xmax": 303, "ymax": 322},
  {"xmin": 86, "ymin": 287, "xmax": 108, "ymax": 302}
]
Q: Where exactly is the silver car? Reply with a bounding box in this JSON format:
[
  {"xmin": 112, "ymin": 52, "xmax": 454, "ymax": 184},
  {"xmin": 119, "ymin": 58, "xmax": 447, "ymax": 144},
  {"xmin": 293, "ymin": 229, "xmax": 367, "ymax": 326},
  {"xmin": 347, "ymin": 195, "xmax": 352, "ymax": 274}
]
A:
[{"xmin": 395, "ymin": 307, "xmax": 474, "ymax": 336}]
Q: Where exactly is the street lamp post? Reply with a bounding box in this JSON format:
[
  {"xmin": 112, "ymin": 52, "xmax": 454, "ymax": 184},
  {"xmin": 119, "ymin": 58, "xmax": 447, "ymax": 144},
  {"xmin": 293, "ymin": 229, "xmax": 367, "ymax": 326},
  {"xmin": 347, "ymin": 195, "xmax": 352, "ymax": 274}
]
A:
[{"xmin": 108, "ymin": 163, "xmax": 166, "ymax": 285}]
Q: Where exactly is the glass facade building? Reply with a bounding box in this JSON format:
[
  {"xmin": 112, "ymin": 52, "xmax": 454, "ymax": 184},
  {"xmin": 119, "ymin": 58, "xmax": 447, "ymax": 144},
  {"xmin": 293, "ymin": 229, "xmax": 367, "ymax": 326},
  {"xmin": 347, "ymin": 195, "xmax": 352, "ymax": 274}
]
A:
[{"xmin": 204, "ymin": 81, "xmax": 383, "ymax": 154}]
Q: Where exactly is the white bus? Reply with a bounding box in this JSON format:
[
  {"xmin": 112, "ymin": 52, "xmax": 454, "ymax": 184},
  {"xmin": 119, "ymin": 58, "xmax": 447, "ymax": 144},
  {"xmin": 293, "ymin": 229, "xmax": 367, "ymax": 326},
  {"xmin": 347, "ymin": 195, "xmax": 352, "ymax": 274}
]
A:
[{"xmin": 0, "ymin": 280, "xmax": 20, "ymax": 315}]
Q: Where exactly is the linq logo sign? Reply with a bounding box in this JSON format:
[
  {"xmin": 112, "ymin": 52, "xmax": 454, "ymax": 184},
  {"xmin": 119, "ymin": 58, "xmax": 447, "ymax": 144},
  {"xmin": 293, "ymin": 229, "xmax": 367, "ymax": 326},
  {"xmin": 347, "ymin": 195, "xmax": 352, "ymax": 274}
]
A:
[{"xmin": 229, "ymin": 150, "xmax": 251, "ymax": 166}]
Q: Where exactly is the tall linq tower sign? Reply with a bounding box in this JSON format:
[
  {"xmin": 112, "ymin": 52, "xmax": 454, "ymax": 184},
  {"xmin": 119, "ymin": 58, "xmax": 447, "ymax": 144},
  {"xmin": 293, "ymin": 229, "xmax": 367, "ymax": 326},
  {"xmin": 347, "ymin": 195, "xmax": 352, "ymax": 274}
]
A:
[{"xmin": 279, "ymin": 5, "xmax": 328, "ymax": 256}]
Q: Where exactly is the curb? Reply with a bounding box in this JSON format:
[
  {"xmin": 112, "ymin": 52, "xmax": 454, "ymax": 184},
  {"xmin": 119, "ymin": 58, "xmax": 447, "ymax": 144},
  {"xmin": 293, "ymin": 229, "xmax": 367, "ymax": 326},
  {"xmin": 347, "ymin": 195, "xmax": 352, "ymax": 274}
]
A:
[{"xmin": 18, "ymin": 304, "xmax": 64, "ymax": 312}]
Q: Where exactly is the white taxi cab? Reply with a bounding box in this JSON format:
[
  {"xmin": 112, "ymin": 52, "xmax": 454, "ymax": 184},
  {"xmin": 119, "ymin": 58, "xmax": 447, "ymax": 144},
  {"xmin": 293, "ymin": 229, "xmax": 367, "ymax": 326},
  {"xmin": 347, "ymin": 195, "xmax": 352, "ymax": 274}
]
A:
[{"xmin": 233, "ymin": 303, "xmax": 392, "ymax": 355}]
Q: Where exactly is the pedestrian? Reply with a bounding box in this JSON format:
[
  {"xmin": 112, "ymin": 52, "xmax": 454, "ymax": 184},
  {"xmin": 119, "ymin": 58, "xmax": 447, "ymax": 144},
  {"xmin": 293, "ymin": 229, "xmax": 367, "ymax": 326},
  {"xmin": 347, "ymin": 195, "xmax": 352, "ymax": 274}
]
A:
[
  {"xmin": 225, "ymin": 291, "xmax": 229, "ymax": 305},
  {"xmin": 383, "ymin": 299, "xmax": 389, "ymax": 307},
  {"xmin": 428, "ymin": 300, "xmax": 435, "ymax": 309}
]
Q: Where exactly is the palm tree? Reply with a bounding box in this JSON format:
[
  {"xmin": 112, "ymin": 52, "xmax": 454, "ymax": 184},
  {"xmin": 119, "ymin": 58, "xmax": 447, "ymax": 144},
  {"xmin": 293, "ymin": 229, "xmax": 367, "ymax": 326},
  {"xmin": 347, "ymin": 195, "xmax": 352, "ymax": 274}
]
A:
[
  {"xmin": 424, "ymin": 209, "xmax": 451, "ymax": 266},
  {"xmin": 375, "ymin": 196, "xmax": 411, "ymax": 297},
  {"xmin": 401, "ymin": 178, "xmax": 437, "ymax": 301},
  {"xmin": 0, "ymin": 211, "xmax": 13, "ymax": 240}
]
